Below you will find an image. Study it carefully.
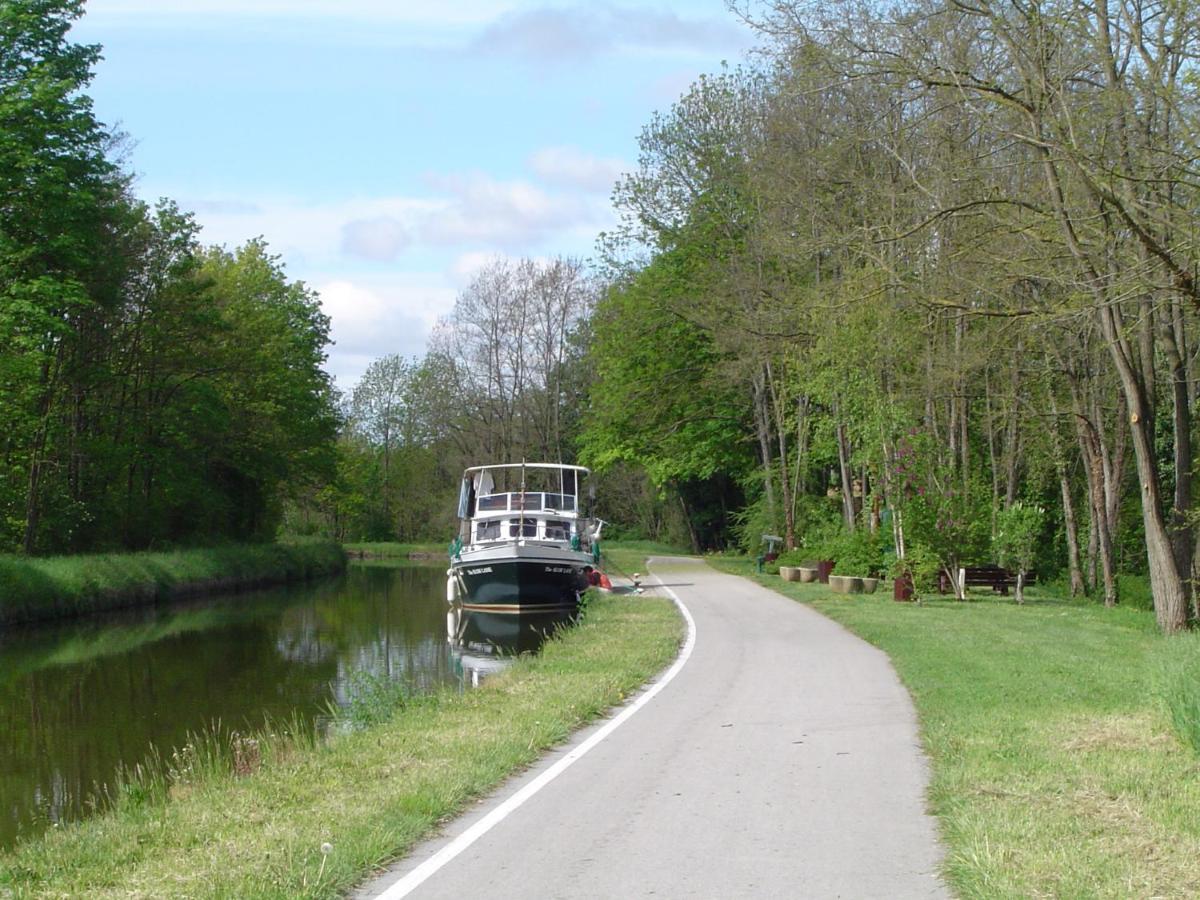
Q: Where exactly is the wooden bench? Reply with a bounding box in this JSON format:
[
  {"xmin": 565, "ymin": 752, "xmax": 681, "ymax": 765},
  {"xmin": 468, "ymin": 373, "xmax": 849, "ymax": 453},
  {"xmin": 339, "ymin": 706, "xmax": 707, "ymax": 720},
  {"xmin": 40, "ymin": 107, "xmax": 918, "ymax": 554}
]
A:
[{"xmin": 939, "ymin": 565, "xmax": 1037, "ymax": 596}]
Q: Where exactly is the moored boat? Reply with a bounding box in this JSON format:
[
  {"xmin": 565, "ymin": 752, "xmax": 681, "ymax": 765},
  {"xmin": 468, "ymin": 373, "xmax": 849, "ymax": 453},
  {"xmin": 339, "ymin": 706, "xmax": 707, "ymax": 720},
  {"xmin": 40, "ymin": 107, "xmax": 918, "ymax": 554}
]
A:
[{"xmin": 447, "ymin": 463, "xmax": 600, "ymax": 611}]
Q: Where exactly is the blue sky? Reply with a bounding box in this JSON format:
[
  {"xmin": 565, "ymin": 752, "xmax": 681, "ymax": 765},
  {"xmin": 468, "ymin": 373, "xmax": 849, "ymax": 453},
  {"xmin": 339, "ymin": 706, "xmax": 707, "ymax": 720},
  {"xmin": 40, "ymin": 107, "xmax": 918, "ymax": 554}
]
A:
[{"xmin": 72, "ymin": 1, "xmax": 755, "ymax": 390}]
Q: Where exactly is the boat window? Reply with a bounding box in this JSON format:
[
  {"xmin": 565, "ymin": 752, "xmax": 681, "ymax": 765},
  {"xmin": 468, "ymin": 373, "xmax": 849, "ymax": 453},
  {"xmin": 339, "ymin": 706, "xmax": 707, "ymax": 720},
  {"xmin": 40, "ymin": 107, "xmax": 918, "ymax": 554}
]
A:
[
  {"xmin": 543, "ymin": 493, "xmax": 576, "ymax": 511},
  {"xmin": 544, "ymin": 520, "xmax": 570, "ymax": 540},
  {"xmin": 508, "ymin": 518, "xmax": 537, "ymax": 537},
  {"xmin": 475, "ymin": 520, "xmax": 500, "ymax": 541},
  {"xmin": 477, "ymin": 495, "xmax": 508, "ymax": 512},
  {"xmin": 511, "ymin": 492, "xmax": 543, "ymax": 510}
]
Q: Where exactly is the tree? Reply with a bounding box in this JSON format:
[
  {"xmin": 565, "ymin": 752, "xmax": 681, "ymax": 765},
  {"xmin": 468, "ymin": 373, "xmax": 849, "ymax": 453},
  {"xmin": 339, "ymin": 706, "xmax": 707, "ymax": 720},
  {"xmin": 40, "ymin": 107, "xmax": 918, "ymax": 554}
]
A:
[
  {"xmin": 994, "ymin": 501, "xmax": 1046, "ymax": 605},
  {"xmin": 0, "ymin": 0, "xmax": 123, "ymax": 551}
]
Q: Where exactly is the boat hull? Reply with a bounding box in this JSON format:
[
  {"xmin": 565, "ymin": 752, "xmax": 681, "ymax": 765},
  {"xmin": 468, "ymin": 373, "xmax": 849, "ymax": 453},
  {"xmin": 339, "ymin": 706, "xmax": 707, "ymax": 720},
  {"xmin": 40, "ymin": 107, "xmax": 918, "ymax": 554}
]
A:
[{"xmin": 451, "ymin": 550, "xmax": 589, "ymax": 611}]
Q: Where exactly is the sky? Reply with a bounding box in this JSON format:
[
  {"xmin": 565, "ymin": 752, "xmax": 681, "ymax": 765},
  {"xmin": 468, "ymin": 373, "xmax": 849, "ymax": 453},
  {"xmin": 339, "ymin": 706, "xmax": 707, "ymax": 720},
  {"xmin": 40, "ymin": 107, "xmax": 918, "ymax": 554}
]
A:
[{"xmin": 72, "ymin": 1, "xmax": 757, "ymax": 391}]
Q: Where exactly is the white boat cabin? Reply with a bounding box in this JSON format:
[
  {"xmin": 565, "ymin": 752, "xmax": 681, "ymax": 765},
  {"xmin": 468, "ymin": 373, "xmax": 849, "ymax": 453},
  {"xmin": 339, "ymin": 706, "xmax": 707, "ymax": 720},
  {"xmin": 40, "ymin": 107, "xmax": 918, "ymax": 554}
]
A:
[{"xmin": 457, "ymin": 464, "xmax": 593, "ymax": 548}]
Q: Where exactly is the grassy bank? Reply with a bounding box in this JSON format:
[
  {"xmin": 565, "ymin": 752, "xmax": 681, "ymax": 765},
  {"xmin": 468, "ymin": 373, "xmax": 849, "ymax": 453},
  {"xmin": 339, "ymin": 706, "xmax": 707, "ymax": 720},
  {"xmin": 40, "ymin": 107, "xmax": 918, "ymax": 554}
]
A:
[
  {"xmin": 601, "ymin": 540, "xmax": 693, "ymax": 579},
  {"xmin": 342, "ymin": 542, "xmax": 445, "ymax": 560},
  {"xmin": 709, "ymin": 556, "xmax": 1200, "ymax": 898},
  {"xmin": 0, "ymin": 592, "xmax": 682, "ymax": 898},
  {"xmin": 0, "ymin": 541, "xmax": 347, "ymax": 626}
]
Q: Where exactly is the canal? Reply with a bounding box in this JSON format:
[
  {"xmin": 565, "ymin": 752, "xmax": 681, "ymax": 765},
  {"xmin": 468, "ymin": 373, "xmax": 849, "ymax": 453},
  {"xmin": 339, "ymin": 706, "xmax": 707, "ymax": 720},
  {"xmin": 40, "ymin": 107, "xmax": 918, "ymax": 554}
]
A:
[{"xmin": 0, "ymin": 560, "xmax": 570, "ymax": 850}]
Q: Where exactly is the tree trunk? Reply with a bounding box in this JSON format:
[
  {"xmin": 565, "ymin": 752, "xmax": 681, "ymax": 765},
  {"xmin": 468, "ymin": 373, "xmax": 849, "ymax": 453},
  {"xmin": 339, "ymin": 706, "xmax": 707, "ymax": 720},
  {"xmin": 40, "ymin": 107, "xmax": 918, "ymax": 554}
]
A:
[
  {"xmin": 1097, "ymin": 304, "xmax": 1189, "ymax": 632},
  {"xmin": 1160, "ymin": 318, "xmax": 1194, "ymax": 608},
  {"xmin": 1049, "ymin": 395, "xmax": 1085, "ymax": 597},
  {"xmin": 752, "ymin": 369, "xmax": 777, "ymax": 531},
  {"xmin": 834, "ymin": 402, "xmax": 855, "ymax": 530}
]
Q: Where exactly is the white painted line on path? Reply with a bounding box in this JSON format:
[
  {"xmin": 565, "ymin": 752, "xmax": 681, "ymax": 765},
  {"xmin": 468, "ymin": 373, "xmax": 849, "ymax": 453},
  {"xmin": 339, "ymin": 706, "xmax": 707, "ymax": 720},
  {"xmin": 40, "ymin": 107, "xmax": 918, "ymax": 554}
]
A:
[{"xmin": 374, "ymin": 570, "xmax": 697, "ymax": 899}]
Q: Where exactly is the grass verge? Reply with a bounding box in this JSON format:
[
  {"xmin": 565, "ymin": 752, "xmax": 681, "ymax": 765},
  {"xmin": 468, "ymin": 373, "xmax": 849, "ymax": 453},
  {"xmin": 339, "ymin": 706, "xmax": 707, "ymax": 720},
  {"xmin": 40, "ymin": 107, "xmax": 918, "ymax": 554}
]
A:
[
  {"xmin": 708, "ymin": 555, "xmax": 1200, "ymax": 899},
  {"xmin": 0, "ymin": 540, "xmax": 347, "ymax": 626},
  {"xmin": 600, "ymin": 540, "xmax": 693, "ymax": 581},
  {"xmin": 0, "ymin": 592, "xmax": 683, "ymax": 898},
  {"xmin": 342, "ymin": 542, "xmax": 446, "ymax": 560}
]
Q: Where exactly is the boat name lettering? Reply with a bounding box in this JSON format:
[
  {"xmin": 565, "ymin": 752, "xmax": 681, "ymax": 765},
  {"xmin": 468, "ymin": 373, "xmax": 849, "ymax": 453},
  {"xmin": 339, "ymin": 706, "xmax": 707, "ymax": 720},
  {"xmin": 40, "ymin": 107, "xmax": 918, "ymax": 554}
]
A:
[
  {"xmin": 544, "ymin": 566, "xmax": 572, "ymax": 574},
  {"xmin": 465, "ymin": 566, "xmax": 494, "ymax": 575}
]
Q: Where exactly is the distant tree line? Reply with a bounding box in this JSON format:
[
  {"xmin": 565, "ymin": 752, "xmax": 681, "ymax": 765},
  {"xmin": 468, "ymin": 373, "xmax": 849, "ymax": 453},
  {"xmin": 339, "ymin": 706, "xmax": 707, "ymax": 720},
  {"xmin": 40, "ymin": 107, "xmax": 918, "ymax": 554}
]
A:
[
  {"xmin": 285, "ymin": 257, "xmax": 600, "ymax": 544},
  {"xmin": 1, "ymin": 1, "xmax": 337, "ymax": 553}
]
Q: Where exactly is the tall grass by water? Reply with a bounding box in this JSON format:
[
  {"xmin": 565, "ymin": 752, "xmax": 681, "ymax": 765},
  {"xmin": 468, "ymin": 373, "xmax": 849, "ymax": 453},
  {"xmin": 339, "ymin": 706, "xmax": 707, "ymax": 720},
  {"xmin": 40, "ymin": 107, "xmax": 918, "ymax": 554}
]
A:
[
  {"xmin": 0, "ymin": 540, "xmax": 347, "ymax": 625},
  {"xmin": 710, "ymin": 556, "xmax": 1200, "ymax": 898},
  {"xmin": 0, "ymin": 592, "xmax": 682, "ymax": 898}
]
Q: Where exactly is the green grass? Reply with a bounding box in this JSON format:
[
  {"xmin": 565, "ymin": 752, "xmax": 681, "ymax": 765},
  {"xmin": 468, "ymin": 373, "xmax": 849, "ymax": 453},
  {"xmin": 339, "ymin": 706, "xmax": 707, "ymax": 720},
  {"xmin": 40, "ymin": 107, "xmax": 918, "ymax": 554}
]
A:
[
  {"xmin": 709, "ymin": 556, "xmax": 1200, "ymax": 899},
  {"xmin": 0, "ymin": 592, "xmax": 683, "ymax": 898},
  {"xmin": 1157, "ymin": 630, "xmax": 1200, "ymax": 756},
  {"xmin": 600, "ymin": 540, "xmax": 693, "ymax": 580},
  {"xmin": 0, "ymin": 541, "xmax": 347, "ymax": 625}
]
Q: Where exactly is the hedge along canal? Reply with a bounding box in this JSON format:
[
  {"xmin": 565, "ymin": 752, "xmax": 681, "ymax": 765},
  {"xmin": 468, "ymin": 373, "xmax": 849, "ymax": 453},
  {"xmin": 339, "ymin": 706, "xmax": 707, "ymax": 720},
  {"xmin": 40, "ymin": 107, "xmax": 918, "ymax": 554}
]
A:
[
  {"xmin": 0, "ymin": 590, "xmax": 683, "ymax": 899},
  {"xmin": 0, "ymin": 540, "xmax": 348, "ymax": 625}
]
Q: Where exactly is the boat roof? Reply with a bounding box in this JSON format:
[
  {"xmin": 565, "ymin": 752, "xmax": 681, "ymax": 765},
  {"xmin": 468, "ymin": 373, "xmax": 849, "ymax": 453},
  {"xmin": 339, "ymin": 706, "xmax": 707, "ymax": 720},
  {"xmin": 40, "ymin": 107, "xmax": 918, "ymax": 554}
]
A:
[{"xmin": 462, "ymin": 463, "xmax": 590, "ymax": 476}]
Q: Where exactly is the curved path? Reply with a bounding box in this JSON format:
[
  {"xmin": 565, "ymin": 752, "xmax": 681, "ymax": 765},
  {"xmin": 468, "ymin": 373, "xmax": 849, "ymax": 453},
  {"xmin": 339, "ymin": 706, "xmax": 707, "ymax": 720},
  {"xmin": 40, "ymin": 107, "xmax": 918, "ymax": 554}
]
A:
[{"xmin": 358, "ymin": 557, "xmax": 949, "ymax": 899}]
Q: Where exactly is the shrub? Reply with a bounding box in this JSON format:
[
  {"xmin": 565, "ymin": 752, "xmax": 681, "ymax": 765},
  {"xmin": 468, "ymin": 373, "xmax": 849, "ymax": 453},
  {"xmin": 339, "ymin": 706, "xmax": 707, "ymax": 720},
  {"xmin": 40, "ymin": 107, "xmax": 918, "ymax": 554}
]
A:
[
  {"xmin": 831, "ymin": 529, "xmax": 885, "ymax": 576},
  {"xmin": 889, "ymin": 541, "xmax": 942, "ymax": 594},
  {"xmin": 774, "ymin": 549, "xmax": 811, "ymax": 567}
]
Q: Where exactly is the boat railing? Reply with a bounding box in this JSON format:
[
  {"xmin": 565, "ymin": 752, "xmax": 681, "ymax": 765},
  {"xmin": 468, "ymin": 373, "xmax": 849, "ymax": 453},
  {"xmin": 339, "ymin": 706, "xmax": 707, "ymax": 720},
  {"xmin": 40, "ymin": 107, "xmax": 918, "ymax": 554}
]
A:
[
  {"xmin": 471, "ymin": 515, "xmax": 583, "ymax": 546},
  {"xmin": 475, "ymin": 492, "xmax": 577, "ymax": 513}
]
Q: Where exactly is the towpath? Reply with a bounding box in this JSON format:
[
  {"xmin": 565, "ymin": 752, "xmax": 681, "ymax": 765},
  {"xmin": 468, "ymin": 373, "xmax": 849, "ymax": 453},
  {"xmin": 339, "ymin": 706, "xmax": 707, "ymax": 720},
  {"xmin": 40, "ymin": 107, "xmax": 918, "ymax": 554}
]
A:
[{"xmin": 358, "ymin": 557, "xmax": 950, "ymax": 899}]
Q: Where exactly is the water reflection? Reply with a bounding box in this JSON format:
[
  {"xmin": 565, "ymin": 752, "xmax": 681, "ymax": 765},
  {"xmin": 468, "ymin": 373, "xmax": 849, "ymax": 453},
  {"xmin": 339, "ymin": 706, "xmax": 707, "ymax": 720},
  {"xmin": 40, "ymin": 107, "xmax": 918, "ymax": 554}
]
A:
[
  {"xmin": 447, "ymin": 605, "xmax": 578, "ymax": 688},
  {"xmin": 0, "ymin": 563, "xmax": 450, "ymax": 850}
]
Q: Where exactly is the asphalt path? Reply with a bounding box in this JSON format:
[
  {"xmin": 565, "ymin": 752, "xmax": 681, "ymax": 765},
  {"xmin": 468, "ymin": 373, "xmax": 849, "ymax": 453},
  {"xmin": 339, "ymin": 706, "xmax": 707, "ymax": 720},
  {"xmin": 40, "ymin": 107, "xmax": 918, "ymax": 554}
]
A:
[{"xmin": 358, "ymin": 557, "xmax": 950, "ymax": 899}]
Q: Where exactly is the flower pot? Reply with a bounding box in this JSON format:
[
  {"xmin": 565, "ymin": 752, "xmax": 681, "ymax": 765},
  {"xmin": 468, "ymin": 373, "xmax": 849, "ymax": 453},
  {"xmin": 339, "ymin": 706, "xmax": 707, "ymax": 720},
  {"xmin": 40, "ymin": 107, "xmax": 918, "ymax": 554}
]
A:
[
  {"xmin": 779, "ymin": 566, "xmax": 802, "ymax": 582},
  {"xmin": 828, "ymin": 574, "xmax": 864, "ymax": 594},
  {"xmin": 798, "ymin": 567, "xmax": 818, "ymax": 583},
  {"xmin": 861, "ymin": 577, "xmax": 879, "ymax": 594}
]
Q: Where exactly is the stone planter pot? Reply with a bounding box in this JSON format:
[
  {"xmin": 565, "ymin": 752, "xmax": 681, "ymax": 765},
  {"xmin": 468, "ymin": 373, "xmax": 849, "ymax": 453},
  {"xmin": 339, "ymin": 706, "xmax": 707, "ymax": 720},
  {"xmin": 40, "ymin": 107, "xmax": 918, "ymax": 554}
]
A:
[
  {"xmin": 779, "ymin": 566, "xmax": 802, "ymax": 582},
  {"xmin": 861, "ymin": 577, "xmax": 880, "ymax": 594},
  {"xmin": 828, "ymin": 574, "xmax": 864, "ymax": 594},
  {"xmin": 798, "ymin": 567, "xmax": 818, "ymax": 583}
]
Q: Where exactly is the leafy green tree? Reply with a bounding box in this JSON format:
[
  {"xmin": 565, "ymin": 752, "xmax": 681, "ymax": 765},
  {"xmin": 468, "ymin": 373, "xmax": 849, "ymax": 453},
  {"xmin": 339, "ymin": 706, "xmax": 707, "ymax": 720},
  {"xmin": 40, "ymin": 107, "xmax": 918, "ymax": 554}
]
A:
[
  {"xmin": 0, "ymin": 0, "xmax": 124, "ymax": 551},
  {"xmin": 994, "ymin": 502, "xmax": 1046, "ymax": 605},
  {"xmin": 580, "ymin": 250, "xmax": 753, "ymax": 549}
]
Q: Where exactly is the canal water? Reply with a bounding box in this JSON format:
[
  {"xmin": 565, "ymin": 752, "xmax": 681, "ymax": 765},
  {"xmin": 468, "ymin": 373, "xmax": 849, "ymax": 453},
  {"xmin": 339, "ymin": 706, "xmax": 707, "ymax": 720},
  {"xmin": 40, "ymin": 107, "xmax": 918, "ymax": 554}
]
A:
[{"xmin": 0, "ymin": 561, "xmax": 572, "ymax": 851}]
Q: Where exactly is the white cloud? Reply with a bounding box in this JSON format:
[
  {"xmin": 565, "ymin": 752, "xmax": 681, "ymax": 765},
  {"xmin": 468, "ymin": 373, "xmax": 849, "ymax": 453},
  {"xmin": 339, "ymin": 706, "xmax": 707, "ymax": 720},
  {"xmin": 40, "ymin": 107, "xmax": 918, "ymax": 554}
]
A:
[
  {"xmin": 450, "ymin": 251, "xmax": 504, "ymax": 286},
  {"xmin": 178, "ymin": 194, "xmax": 437, "ymax": 267},
  {"xmin": 175, "ymin": 173, "xmax": 608, "ymax": 266},
  {"xmin": 472, "ymin": 4, "xmax": 748, "ymax": 61},
  {"xmin": 528, "ymin": 145, "xmax": 626, "ymax": 193},
  {"xmin": 418, "ymin": 172, "xmax": 602, "ymax": 248},
  {"xmin": 317, "ymin": 277, "xmax": 455, "ymax": 388},
  {"xmin": 340, "ymin": 217, "xmax": 411, "ymax": 262}
]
